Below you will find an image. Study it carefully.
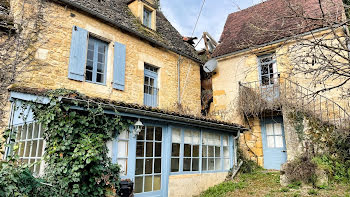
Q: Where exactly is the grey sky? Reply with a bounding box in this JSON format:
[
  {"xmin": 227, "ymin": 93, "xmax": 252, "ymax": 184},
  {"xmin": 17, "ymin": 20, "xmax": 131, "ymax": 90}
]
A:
[{"xmin": 161, "ymin": 0, "xmax": 262, "ymax": 49}]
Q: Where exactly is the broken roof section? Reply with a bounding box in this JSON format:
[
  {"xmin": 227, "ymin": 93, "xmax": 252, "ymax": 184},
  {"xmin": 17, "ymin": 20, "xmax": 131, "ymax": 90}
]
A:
[
  {"xmin": 212, "ymin": 0, "xmax": 345, "ymax": 58},
  {"xmin": 53, "ymin": 0, "xmax": 201, "ymax": 63}
]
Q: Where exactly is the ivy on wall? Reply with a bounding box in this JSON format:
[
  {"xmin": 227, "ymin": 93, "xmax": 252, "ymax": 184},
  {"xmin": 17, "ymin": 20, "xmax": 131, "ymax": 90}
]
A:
[{"xmin": 0, "ymin": 89, "xmax": 132, "ymax": 196}]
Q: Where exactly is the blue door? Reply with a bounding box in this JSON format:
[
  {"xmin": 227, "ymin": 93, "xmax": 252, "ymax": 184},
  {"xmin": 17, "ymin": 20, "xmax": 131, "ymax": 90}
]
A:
[{"xmin": 261, "ymin": 117, "xmax": 287, "ymax": 170}]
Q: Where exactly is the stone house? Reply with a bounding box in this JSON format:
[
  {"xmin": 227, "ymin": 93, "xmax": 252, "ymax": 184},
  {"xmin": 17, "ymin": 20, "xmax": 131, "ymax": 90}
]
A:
[
  {"xmin": 210, "ymin": 0, "xmax": 350, "ymax": 170},
  {"xmin": 1, "ymin": 0, "xmax": 246, "ymax": 196}
]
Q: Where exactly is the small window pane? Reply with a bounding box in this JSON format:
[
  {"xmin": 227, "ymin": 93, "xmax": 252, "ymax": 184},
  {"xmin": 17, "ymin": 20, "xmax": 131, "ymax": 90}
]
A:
[
  {"xmin": 155, "ymin": 127, "xmax": 162, "ymax": 141},
  {"xmin": 146, "ymin": 127, "xmax": 154, "ymax": 140},
  {"xmin": 223, "ymin": 136, "xmax": 229, "ymax": 146},
  {"xmin": 224, "ymin": 159, "xmax": 230, "ymax": 170},
  {"xmin": 21, "ymin": 125, "xmax": 27, "ymax": 140},
  {"xmin": 172, "ymin": 143, "xmax": 180, "ymax": 157},
  {"xmin": 215, "ymin": 158, "xmax": 221, "ymax": 170},
  {"xmin": 135, "ymin": 177, "xmax": 143, "ymax": 193},
  {"xmin": 31, "ymin": 141, "xmax": 38, "ymax": 157},
  {"xmin": 144, "ymin": 176, "xmax": 153, "ymax": 192},
  {"xmin": 208, "ymin": 158, "xmax": 214, "ymax": 170},
  {"xmin": 202, "ymin": 145, "xmax": 207, "ymax": 157},
  {"xmin": 97, "ymin": 52, "xmax": 104, "ymax": 62},
  {"xmin": 145, "ymin": 159, "xmax": 153, "ymax": 174},
  {"xmin": 118, "ymin": 141, "xmax": 128, "ymax": 157},
  {"xmin": 171, "ymin": 158, "xmax": 179, "ymax": 172},
  {"xmin": 33, "ymin": 124, "xmax": 39, "ymax": 139},
  {"xmin": 193, "ymin": 131, "xmax": 200, "ymax": 144},
  {"xmin": 25, "ymin": 142, "xmax": 31, "ymax": 157},
  {"xmin": 267, "ymin": 136, "xmax": 275, "ymax": 148},
  {"xmin": 202, "ymin": 158, "xmax": 207, "ymax": 171},
  {"xmin": 86, "ymin": 71, "xmax": 92, "ymax": 81},
  {"xmin": 275, "ymin": 136, "xmax": 284, "ymax": 148},
  {"xmin": 202, "ymin": 132, "xmax": 209, "ymax": 144},
  {"xmin": 97, "ymin": 63, "xmax": 104, "ymax": 72},
  {"xmin": 98, "ymin": 44, "xmax": 105, "ymax": 53},
  {"xmin": 153, "ymin": 175, "xmax": 161, "ymax": 191},
  {"xmin": 183, "ymin": 158, "xmax": 191, "ymax": 171},
  {"xmin": 87, "ymin": 50, "xmax": 94, "ymax": 60},
  {"xmin": 146, "ymin": 142, "xmax": 153, "ymax": 157},
  {"xmin": 27, "ymin": 123, "xmax": 33, "ymax": 139},
  {"xmin": 215, "ymin": 146, "xmax": 220, "ymax": 157},
  {"xmin": 184, "ymin": 144, "xmax": 191, "ymax": 157},
  {"xmin": 172, "ymin": 128, "xmax": 181, "ymax": 143},
  {"xmin": 154, "ymin": 159, "xmax": 161, "ymax": 173},
  {"xmin": 193, "ymin": 145, "xmax": 199, "ymax": 157},
  {"xmin": 184, "ymin": 130, "xmax": 191, "ymax": 143},
  {"xmin": 266, "ymin": 124, "xmax": 274, "ymax": 135},
  {"xmin": 136, "ymin": 142, "xmax": 144, "ymax": 157},
  {"xmin": 96, "ymin": 73, "xmax": 103, "ymax": 83},
  {"xmin": 117, "ymin": 159, "xmax": 127, "ymax": 175},
  {"xmin": 208, "ymin": 146, "xmax": 214, "ymax": 157},
  {"xmin": 136, "ymin": 159, "xmax": 144, "ymax": 175},
  {"xmin": 274, "ymin": 123, "xmax": 282, "ymax": 135},
  {"xmin": 223, "ymin": 147, "xmax": 229, "ymax": 157},
  {"xmin": 155, "ymin": 143, "xmax": 161, "ymax": 157},
  {"xmin": 192, "ymin": 158, "xmax": 199, "ymax": 171},
  {"xmin": 88, "ymin": 41, "xmax": 94, "ymax": 50},
  {"xmin": 119, "ymin": 130, "xmax": 129, "ymax": 139}
]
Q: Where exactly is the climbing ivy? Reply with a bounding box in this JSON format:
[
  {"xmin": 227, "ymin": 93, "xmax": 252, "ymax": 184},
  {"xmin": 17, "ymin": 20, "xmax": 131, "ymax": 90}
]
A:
[{"xmin": 2, "ymin": 89, "xmax": 132, "ymax": 196}]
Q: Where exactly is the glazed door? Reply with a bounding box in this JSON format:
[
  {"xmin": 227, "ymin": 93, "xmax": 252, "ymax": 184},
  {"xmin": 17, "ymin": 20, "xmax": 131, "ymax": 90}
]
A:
[
  {"xmin": 134, "ymin": 126, "xmax": 164, "ymax": 197},
  {"xmin": 261, "ymin": 117, "xmax": 287, "ymax": 170}
]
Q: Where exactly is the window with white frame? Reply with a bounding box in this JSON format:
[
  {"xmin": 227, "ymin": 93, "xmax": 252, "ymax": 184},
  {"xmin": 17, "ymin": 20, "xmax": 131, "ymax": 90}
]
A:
[
  {"xmin": 116, "ymin": 130, "xmax": 129, "ymax": 176},
  {"xmin": 259, "ymin": 53, "xmax": 278, "ymax": 86},
  {"xmin": 11, "ymin": 122, "xmax": 45, "ymax": 174},
  {"xmin": 171, "ymin": 128, "xmax": 233, "ymax": 173},
  {"xmin": 86, "ymin": 36, "xmax": 108, "ymax": 84},
  {"xmin": 202, "ymin": 132, "xmax": 221, "ymax": 171}
]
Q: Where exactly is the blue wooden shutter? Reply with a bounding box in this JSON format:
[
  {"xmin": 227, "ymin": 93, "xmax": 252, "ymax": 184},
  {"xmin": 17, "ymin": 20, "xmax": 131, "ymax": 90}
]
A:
[
  {"xmin": 113, "ymin": 42, "xmax": 126, "ymax": 90},
  {"xmin": 68, "ymin": 26, "xmax": 88, "ymax": 81}
]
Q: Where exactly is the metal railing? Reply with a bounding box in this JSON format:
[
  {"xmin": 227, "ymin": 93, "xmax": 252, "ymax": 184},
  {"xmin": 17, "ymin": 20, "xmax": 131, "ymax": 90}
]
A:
[
  {"xmin": 239, "ymin": 77, "xmax": 350, "ymax": 129},
  {"xmin": 144, "ymin": 85, "xmax": 159, "ymax": 107}
]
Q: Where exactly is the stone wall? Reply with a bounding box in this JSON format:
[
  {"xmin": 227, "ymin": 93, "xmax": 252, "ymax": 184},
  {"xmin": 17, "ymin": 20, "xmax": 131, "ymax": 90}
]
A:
[
  {"xmin": 168, "ymin": 172, "xmax": 228, "ymax": 197},
  {"xmin": 8, "ymin": 0, "xmax": 201, "ymax": 114}
]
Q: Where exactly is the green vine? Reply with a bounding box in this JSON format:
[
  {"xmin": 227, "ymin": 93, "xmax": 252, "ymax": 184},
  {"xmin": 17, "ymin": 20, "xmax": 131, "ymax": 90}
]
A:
[{"xmin": 2, "ymin": 89, "xmax": 132, "ymax": 196}]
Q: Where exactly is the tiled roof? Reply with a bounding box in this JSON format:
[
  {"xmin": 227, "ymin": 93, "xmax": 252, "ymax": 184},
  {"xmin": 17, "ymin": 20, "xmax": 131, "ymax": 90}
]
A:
[
  {"xmin": 52, "ymin": 0, "xmax": 201, "ymax": 63},
  {"xmin": 9, "ymin": 86, "xmax": 247, "ymax": 132},
  {"xmin": 212, "ymin": 0, "xmax": 344, "ymax": 58}
]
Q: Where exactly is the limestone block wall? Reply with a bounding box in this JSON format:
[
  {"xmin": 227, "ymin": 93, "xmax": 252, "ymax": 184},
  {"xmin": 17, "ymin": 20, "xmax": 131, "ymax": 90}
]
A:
[
  {"xmin": 9, "ymin": 0, "xmax": 201, "ymax": 115},
  {"xmin": 168, "ymin": 172, "xmax": 228, "ymax": 197}
]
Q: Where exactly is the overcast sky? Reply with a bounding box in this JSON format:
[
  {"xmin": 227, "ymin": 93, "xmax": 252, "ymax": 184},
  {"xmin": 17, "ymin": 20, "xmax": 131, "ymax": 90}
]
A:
[{"xmin": 161, "ymin": 0, "xmax": 263, "ymax": 49}]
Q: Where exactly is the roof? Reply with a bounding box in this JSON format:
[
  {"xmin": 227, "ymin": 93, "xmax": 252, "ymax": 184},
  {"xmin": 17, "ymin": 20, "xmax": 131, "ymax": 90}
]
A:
[
  {"xmin": 52, "ymin": 0, "xmax": 201, "ymax": 63},
  {"xmin": 9, "ymin": 86, "xmax": 247, "ymax": 132},
  {"xmin": 212, "ymin": 0, "xmax": 344, "ymax": 58}
]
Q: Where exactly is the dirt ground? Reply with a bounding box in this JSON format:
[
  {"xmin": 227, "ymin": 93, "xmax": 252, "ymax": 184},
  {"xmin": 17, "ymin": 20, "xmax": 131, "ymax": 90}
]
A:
[{"xmin": 226, "ymin": 170, "xmax": 350, "ymax": 197}]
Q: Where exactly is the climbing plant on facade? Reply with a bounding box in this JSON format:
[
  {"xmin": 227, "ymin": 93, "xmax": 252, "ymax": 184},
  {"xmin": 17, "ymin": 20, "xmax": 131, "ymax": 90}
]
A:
[{"xmin": 2, "ymin": 89, "xmax": 132, "ymax": 196}]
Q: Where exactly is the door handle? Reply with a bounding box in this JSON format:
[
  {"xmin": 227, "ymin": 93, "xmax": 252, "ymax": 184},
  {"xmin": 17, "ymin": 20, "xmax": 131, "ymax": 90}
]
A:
[{"xmin": 282, "ymin": 150, "xmax": 286, "ymax": 153}]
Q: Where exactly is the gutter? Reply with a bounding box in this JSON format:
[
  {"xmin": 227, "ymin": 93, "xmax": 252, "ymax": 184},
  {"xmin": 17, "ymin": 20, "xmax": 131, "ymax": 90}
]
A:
[
  {"xmin": 51, "ymin": 0, "xmax": 202, "ymax": 64},
  {"xmin": 214, "ymin": 26, "xmax": 332, "ymax": 60},
  {"xmin": 60, "ymin": 97, "xmax": 247, "ymax": 133}
]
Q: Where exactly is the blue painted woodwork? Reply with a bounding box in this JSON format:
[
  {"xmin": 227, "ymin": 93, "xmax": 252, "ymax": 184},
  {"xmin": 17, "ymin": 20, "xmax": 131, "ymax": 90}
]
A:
[
  {"xmin": 144, "ymin": 68, "xmax": 158, "ymax": 107},
  {"xmin": 68, "ymin": 26, "xmax": 88, "ymax": 81},
  {"xmin": 113, "ymin": 42, "xmax": 126, "ymax": 90},
  {"xmin": 261, "ymin": 117, "xmax": 287, "ymax": 170}
]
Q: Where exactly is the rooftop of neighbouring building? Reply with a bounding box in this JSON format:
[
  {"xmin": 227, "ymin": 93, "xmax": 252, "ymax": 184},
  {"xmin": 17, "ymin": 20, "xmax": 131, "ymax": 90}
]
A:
[{"xmin": 212, "ymin": 0, "xmax": 345, "ymax": 58}]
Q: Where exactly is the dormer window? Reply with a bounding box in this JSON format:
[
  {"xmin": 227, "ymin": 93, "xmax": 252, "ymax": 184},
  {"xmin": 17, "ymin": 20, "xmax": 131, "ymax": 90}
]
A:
[{"xmin": 143, "ymin": 8, "xmax": 152, "ymax": 28}]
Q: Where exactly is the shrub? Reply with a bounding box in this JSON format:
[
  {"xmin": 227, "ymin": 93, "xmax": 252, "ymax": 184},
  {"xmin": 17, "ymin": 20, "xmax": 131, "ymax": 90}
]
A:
[{"xmin": 282, "ymin": 154, "xmax": 317, "ymax": 184}]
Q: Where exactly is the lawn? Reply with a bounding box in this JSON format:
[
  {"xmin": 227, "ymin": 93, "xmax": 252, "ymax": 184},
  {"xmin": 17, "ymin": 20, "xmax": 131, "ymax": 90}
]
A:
[{"xmin": 200, "ymin": 170, "xmax": 350, "ymax": 197}]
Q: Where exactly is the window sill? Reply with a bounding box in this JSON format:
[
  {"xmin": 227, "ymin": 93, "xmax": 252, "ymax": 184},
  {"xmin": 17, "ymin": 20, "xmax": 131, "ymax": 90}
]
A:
[{"xmin": 170, "ymin": 170, "xmax": 229, "ymax": 176}]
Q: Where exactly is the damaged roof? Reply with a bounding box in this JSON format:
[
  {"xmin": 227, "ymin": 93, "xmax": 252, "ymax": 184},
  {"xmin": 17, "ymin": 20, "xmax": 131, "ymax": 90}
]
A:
[
  {"xmin": 9, "ymin": 86, "xmax": 247, "ymax": 132},
  {"xmin": 212, "ymin": 0, "xmax": 344, "ymax": 58},
  {"xmin": 53, "ymin": 0, "xmax": 201, "ymax": 63}
]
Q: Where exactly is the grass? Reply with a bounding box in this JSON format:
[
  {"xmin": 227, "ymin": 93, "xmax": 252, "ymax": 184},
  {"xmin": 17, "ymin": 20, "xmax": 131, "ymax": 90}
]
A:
[{"xmin": 199, "ymin": 169, "xmax": 350, "ymax": 197}]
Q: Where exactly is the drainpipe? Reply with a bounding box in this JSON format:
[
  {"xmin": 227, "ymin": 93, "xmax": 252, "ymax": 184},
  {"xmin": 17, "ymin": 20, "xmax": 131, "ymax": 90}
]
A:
[
  {"xmin": 233, "ymin": 133, "xmax": 240, "ymax": 166},
  {"xmin": 177, "ymin": 55, "xmax": 182, "ymax": 104}
]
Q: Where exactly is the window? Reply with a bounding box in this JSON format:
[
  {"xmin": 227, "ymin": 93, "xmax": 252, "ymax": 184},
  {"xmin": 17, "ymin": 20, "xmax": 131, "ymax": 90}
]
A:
[
  {"xmin": 116, "ymin": 130, "xmax": 129, "ymax": 176},
  {"xmin": 266, "ymin": 123, "xmax": 284, "ymax": 148},
  {"xmin": 202, "ymin": 132, "xmax": 221, "ymax": 171},
  {"xmin": 11, "ymin": 122, "xmax": 45, "ymax": 174},
  {"xmin": 143, "ymin": 8, "xmax": 152, "ymax": 28},
  {"xmin": 259, "ymin": 53, "xmax": 277, "ymax": 86},
  {"xmin": 86, "ymin": 37, "xmax": 108, "ymax": 84},
  {"xmin": 144, "ymin": 64, "xmax": 158, "ymax": 107},
  {"xmin": 135, "ymin": 126, "xmax": 162, "ymax": 193},
  {"xmin": 171, "ymin": 128, "xmax": 233, "ymax": 174}
]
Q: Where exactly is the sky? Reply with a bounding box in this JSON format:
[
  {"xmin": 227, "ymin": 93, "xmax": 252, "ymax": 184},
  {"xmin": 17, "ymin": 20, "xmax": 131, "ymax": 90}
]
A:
[{"xmin": 161, "ymin": 0, "xmax": 263, "ymax": 49}]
